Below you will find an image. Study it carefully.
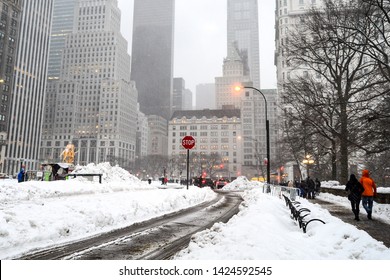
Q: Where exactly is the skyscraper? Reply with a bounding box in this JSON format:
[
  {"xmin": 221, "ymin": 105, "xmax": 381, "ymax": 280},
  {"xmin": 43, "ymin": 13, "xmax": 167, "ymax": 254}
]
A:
[
  {"xmin": 48, "ymin": 0, "xmax": 77, "ymax": 80},
  {"xmin": 4, "ymin": 0, "xmax": 53, "ymax": 175},
  {"xmin": 40, "ymin": 0, "xmax": 138, "ymax": 168},
  {"xmin": 0, "ymin": 0, "xmax": 22, "ymax": 172},
  {"xmin": 131, "ymin": 0, "xmax": 175, "ymax": 121},
  {"xmin": 227, "ymin": 0, "xmax": 260, "ymax": 89},
  {"xmin": 215, "ymin": 42, "xmax": 251, "ymax": 109},
  {"xmin": 173, "ymin": 78, "xmax": 185, "ymax": 113},
  {"xmin": 275, "ymin": 0, "xmax": 323, "ymax": 87}
]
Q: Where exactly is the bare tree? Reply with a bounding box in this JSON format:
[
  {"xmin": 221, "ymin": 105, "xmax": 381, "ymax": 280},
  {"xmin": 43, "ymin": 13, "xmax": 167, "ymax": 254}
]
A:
[
  {"xmin": 281, "ymin": 0, "xmax": 388, "ymax": 183},
  {"xmin": 347, "ymin": 0, "xmax": 390, "ymax": 81}
]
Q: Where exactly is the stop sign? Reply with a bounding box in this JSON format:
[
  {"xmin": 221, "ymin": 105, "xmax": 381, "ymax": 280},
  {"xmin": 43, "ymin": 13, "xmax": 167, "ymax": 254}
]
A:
[{"xmin": 182, "ymin": 135, "xmax": 196, "ymax": 150}]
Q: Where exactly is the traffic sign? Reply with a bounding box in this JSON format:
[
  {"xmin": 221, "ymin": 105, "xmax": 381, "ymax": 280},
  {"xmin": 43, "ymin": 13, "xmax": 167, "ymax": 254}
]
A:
[{"xmin": 182, "ymin": 135, "xmax": 195, "ymax": 150}]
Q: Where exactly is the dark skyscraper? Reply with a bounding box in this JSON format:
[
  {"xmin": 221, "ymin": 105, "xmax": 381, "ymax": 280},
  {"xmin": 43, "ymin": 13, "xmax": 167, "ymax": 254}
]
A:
[{"xmin": 131, "ymin": 0, "xmax": 175, "ymax": 121}]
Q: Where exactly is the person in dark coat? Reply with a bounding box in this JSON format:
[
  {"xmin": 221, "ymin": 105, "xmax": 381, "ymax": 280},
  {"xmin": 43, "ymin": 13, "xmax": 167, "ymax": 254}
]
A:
[
  {"xmin": 345, "ymin": 174, "xmax": 365, "ymax": 221},
  {"xmin": 306, "ymin": 176, "xmax": 316, "ymax": 199},
  {"xmin": 299, "ymin": 180, "xmax": 307, "ymax": 198},
  {"xmin": 315, "ymin": 178, "xmax": 321, "ymax": 194}
]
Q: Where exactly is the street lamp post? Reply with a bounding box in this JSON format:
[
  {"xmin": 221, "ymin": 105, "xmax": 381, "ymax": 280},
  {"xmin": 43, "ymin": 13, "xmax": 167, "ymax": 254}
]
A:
[
  {"xmin": 235, "ymin": 85, "xmax": 270, "ymax": 185},
  {"xmin": 302, "ymin": 155, "xmax": 314, "ymax": 178}
]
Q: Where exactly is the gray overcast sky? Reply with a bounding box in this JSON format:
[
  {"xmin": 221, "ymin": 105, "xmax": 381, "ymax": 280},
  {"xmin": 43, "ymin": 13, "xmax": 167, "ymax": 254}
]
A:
[{"xmin": 117, "ymin": 0, "xmax": 277, "ymax": 94}]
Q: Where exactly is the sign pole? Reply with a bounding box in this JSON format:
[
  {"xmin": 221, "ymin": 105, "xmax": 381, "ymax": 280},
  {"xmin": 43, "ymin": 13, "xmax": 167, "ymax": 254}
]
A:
[
  {"xmin": 181, "ymin": 135, "xmax": 196, "ymax": 190},
  {"xmin": 186, "ymin": 149, "xmax": 190, "ymax": 190}
]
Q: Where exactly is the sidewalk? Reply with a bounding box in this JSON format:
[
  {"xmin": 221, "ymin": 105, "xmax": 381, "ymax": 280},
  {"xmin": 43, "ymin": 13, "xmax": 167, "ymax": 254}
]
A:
[{"xmin": 313, "ymin": 198, "xmax": 390, "ymax": 248}]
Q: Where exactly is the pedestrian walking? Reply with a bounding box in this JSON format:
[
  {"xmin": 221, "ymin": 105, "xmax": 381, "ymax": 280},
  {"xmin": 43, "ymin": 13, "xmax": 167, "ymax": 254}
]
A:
[
  {"xmin": 360, "ymin": 169, "xmax": 377, "ymax": 220},
  {"xmin": 345, "ymin": 174, "xmax": 364, "ymax": 221},
  {"xmin": 306, "ymin": 176, "xmax": 315, "ymax": 199},
  {"xmin": 315, "ymin": 178, "xmax": 321, "ymax": 195}
]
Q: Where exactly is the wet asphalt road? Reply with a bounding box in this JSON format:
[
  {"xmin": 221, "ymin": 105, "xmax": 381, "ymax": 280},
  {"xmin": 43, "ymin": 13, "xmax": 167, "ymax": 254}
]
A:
[{"xmin": 18, "ymin": 191, "xmax": 243, "ymax": 260}]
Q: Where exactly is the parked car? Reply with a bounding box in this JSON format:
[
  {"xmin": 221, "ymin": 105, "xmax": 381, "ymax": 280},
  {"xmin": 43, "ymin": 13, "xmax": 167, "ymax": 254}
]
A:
[
  {"xmin": 215, "ymin": 178, "xmax": 229, "ymax": 189},
  {"xmin": 194, "ymin": 177, "xmax": 215, "ymax": 188}
]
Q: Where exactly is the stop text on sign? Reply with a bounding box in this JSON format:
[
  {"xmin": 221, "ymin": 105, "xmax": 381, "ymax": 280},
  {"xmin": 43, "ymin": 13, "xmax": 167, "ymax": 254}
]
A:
[{"xmin": 182, "ymin": 136, "xmax": 195, "ymax": 149}]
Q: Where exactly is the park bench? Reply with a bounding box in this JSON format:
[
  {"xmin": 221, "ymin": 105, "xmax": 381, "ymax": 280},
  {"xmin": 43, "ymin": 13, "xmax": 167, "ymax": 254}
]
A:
[
  {"xmin": 68, "ymin": 173, "xmax": 103, "ymax": 184},
  {"xmin": 282, "ymin": 194, "xmax": 326, "ymax": 233}
]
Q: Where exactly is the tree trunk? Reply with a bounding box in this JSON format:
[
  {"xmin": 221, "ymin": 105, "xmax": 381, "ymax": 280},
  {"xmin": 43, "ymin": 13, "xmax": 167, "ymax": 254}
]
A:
[
  {"xmin": 339, "ymin": 103, "xmax": 349, "ymax": 184},
  {"xmin": 331, "ymin": 139, "xmax": 337, "ymax": 180}
]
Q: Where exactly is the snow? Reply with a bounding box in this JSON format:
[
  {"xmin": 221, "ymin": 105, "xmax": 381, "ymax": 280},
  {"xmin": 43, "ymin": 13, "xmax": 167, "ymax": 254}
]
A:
[
  {"xmin": 1, "ymin": 163, "xmax": 390, "ymax": 260},
  {"xmin": 321, "ymin": 180, "xmax": 390, "ymax": 193}
]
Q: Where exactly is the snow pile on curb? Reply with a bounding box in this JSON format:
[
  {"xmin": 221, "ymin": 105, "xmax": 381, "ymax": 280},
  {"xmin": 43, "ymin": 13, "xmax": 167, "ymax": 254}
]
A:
[
  {"xmin": 321, "ymin": 181, "xmax": 342, "ymax": 189},
  {"xmin": 72, "ymin": 162, "xmax": 140, "ymax": 184},
  {"xmin": 222, "ymin": 176, "xmax": 263, "ymax": 191},
  {"xmin": 0, "ymin": 163, "xmax": 152, "ymax": 203}
]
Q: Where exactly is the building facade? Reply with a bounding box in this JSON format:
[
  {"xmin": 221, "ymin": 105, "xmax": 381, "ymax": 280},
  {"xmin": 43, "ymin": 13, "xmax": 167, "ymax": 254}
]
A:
[
  {"xmin": 48, "ymin": 0, "xmax": 77, "ymax": 80},
  {"xmin": 173, "ymin": 77, "xmax": 193, "ymax": 112},
  {"xmin": 40, "ymin": 0, "xmax": 138, "ymax": 169},
  {"xmin": 240, "ymin": 88, "xmax": 278, "ymax": 180},
  {"xmin": 215, "ymin": 42, "xmax": 251, "ymax": 110},
  {"xmin": 136, "ymin": 105, "xmax": 149, "ymax": 159},
  {"xmin": 195, "ymin": 83, "xmax": 215, "ymax": 110},
  {"xmin": 4, "ymin": 0, "xmax": 53, "ymax": 175},
  {"xmin": 168, "ymin": 109, "xmax": 242, "ymax": 179},
  {"xmin": 148, "ymin": 115, "xmax": 168, "ymax": 156},
  {"xmin": 131, "ymin": 0, "xmax": 175, "ymax": 121},
  {"xmin": 227, "ymin": 0, "xmax": 260, "ymax": 89},
  {"xmin": 275, "ymin": 0, "xmax": 323, "ymax": 87},
  {"xmin": 173, "ymin": 77, "xmax": 185, "ymax": 113},
  {"xmin": 182, "ymin": 88, "xmax": 193, "ymax": 110},
  {"xmin": 0, "ymin": 0, "xmax": 22, "ymax": 172}
]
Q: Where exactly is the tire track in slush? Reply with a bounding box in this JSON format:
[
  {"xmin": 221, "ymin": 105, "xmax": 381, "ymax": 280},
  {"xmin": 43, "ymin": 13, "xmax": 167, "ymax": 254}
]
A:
[{"xmin": 19, "ymin": 192, "xmax": 243, "ymax": 260}]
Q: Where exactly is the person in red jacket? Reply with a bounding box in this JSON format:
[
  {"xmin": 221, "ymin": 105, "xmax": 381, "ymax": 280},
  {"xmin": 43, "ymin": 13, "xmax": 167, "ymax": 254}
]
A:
[{"xmin": 360, "ymin": 169, "xmax": 377, "ymax": 220}]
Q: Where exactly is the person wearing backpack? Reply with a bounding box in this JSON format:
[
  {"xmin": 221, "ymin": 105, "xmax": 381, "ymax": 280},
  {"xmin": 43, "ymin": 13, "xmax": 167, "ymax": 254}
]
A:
[{"xmin": 345, "ymin": 174, "xmax": 364, "ymax": 221}]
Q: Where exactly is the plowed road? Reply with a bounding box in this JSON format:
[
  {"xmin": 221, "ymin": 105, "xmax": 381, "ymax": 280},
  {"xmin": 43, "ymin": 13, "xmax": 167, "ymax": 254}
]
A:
[{"xmin": 18, "ymin": 191, "xmax": 243, "ymax": 260}]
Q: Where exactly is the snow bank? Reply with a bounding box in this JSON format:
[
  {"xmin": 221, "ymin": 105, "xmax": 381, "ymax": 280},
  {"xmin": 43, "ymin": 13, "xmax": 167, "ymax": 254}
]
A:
[
  {"xmin": 0, "ymin": 163, "xmax": 218, "ymax": 259},
  {"xmin": 71, "ymin": 162, "xmax": 141, "ymax": 184},
  {"xmin": 174, "ymin": 189, "xmax": 390, "ymax": 260},
  {"xmin": 222, "ymin": 176, "xmax": 263, "ymax": 191},
  {"xmin": 0, "ymin": 163, "xmax": 154, "ymax": 204},
  {"xmin": 321, "ymin": 180, "xmax": 390, "ymax": 194}
]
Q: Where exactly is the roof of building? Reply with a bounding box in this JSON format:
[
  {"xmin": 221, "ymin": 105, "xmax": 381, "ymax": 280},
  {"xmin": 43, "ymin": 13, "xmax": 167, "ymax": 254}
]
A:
[{"xmin": 170, "ymin": 109, "xmax": 241, "ymax": 120}]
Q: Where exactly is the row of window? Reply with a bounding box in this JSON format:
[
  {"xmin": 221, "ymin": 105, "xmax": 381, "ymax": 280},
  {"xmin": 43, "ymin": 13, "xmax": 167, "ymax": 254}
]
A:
[
  {"xmin": 172, "ymin": 144, "xmax": 237, "ymax": 151},
  {"xmin": 172, "ymin": 124, "xmax": 238, "ymax": 130},
  {"xmin": 172, "ymin": 131, "xmax": 235, "ymax": 137}
]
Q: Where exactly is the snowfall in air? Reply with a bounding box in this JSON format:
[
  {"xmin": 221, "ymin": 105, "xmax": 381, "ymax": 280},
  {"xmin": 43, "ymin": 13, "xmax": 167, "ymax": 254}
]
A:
[{"xmin": 0, "ymin": 162, "xmax": 390, "ymax": 260}]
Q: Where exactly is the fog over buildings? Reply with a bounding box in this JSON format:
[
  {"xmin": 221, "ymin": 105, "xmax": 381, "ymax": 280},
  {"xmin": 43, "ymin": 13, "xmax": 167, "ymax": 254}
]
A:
[
  {"xmin": 195, "ymin": 83, "xmax": 216, "ymax": 110},
  {"xmin": 227, "ymin": 0, "xmax": 260, "ymax": 89},
  {"xmin": 41, "ymin": 0, "xmax": 138, "ymax": 169},
  {"xmin": 130, "ymin": 0, "xmax": 175, "ymax": 122},
  {"xmin": 0, "ymin": 0, "xmax": 280, "ymax": 181}
]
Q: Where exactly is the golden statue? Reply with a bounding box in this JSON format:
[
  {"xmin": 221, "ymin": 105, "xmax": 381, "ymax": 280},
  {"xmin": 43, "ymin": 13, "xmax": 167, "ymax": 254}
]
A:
[{"xmin": 61, "ymin": 143, "xmax": 75, "ymax": 164}]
